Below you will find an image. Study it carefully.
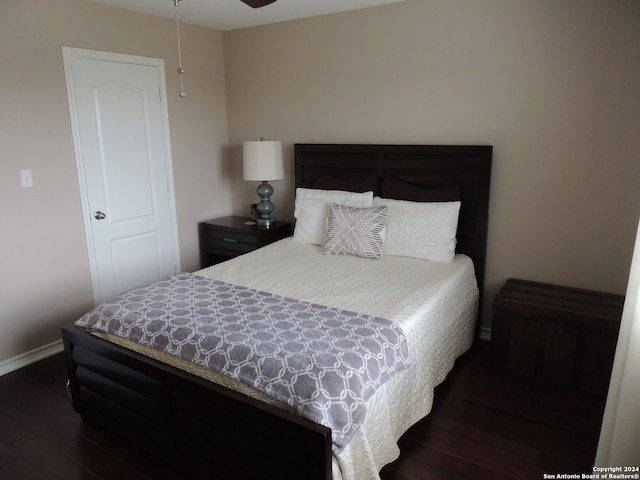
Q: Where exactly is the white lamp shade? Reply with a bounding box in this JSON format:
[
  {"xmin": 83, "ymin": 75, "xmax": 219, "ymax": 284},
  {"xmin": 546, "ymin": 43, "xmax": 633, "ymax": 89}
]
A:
[{"xmin": 243, "ymin": 141, "xmax": 284, "ymax": 181}]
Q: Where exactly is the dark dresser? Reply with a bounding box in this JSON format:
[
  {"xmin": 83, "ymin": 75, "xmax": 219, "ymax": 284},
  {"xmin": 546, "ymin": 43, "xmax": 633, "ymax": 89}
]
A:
[{"xmin": 491, "ymin": 278, "xmax": 624, "ymax": 396}]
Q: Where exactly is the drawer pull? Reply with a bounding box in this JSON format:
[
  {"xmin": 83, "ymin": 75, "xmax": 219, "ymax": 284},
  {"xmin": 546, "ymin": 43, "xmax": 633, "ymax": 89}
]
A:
[{"xmin": 223, "ymin": 238, "xmax": 238, "ymax": 243}]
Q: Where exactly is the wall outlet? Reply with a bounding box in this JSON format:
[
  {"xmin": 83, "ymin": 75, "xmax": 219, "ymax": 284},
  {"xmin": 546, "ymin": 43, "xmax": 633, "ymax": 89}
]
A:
[{"xmin": 20, "ymin": 169, "xmax": 33, "ymax": 188}]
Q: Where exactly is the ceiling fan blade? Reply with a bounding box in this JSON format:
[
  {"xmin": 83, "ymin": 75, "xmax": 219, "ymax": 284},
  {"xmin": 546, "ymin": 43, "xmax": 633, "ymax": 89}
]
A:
[{"xmin": 240, "ymin": 0, "xmax": 277, "ymax": 8}]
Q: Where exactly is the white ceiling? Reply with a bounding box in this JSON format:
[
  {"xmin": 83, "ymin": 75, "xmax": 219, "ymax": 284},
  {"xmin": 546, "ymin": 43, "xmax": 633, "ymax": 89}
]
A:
[{"xmin": 89, "ymin": 0, "xmax": 406, "ymax": 31}]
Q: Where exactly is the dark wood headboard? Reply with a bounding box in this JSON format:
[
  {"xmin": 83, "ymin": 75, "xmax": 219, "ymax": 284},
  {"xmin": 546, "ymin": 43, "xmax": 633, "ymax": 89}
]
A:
[{"xmin": 294, "ymin": 144, "xmax": 492, "ymax": 335}]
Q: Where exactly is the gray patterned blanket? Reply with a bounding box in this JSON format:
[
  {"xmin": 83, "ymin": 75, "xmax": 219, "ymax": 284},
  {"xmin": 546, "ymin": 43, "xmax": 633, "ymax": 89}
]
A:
[{"xmin": 75, "ymin": 273, "xmax": 410, "ymax": 451}]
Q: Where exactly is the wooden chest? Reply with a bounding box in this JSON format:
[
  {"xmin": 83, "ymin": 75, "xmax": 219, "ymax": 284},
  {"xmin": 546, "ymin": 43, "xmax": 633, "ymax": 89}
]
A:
[{"xmin": 491, "ymin": 278, "xmax": 624, "ymax": 396}]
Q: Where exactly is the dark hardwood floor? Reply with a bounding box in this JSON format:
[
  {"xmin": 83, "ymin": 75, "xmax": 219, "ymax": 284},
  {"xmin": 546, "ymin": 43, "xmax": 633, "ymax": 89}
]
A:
[{"xmin": 0, "ymin": 341, "xmax": 605, "ymax": 480}]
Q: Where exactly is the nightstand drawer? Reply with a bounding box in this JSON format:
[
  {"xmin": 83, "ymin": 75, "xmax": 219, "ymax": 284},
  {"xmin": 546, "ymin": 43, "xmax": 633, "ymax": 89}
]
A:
[
  {"xmin": 206, "ymin": 239, "xmax": 257, "ymax": 256},
  {"xmin": 206, "ymin": 229, "xmax": 259, "ymax": 247}
]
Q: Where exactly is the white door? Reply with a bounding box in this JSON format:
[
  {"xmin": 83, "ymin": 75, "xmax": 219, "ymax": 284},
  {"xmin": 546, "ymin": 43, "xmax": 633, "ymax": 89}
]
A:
[{"xmin": 63, "ymin": 47, "xmax": 180, "ymax": 304}]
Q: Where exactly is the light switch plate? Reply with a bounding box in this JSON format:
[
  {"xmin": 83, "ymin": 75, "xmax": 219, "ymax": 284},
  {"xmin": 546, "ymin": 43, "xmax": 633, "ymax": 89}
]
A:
[{"xmin": 20, "ymin": 169, "xmax": 33, "ymax": 188}]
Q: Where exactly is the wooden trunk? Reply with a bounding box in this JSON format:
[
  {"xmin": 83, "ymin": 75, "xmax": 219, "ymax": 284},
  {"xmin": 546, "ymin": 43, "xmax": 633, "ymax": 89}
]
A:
[{"xmin": 491, "ymin": 279, "xmax": 624, "ymax": 396}]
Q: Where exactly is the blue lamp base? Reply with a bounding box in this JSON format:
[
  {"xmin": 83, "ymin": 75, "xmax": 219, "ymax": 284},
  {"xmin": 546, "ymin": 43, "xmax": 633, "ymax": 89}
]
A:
[{"xmin": 255, "ymin": 181, "xmax": 276, "ymax": 227}]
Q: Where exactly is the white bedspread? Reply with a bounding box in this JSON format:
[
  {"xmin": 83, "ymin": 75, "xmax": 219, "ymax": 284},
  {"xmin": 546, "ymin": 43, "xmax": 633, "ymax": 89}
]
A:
[{"xmin": 195, "ymin": 238, "xmax": 478, "ymax": 480}]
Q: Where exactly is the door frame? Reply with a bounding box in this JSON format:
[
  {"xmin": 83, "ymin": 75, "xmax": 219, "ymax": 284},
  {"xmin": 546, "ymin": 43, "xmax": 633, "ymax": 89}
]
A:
[{"xmin": 62, "ymin": 46, "xmax": 181, "ymax": 304}]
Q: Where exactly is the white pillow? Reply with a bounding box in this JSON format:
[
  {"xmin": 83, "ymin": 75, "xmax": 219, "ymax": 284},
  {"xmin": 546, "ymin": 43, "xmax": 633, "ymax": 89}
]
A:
[
  {"xmin": 373, "ymin": 197, "xmax": 461, "ymax": 262},
  {"xmin": 322, "ymin": 203, "xmax": 388, "ymax": 260},
  {"xmin": 292, "ymin": 188, "xmax": 374, "ymax": 245}
]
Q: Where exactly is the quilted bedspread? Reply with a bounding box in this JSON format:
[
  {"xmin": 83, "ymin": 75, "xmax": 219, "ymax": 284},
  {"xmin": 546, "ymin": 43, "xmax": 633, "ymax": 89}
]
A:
[{"xmin": 75, "ymin": 273, "xmax": 410, "ymax": 451}]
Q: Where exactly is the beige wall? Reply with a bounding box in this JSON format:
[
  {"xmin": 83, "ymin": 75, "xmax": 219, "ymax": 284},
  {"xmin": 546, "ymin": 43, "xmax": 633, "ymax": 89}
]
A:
[
  {"xmin": 0, "ymin": 0, "xmax": 230, "ymax": 363},
  {"xmin": 224, "ymin": 0, "xmax": 640, "ymax": 327}
]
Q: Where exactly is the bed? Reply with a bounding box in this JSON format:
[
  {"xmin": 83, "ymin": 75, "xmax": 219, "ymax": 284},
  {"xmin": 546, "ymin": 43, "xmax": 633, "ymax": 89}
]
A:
[{"xmin": 62, "ymin": 143, "xmax": 492, "ymax": 480}]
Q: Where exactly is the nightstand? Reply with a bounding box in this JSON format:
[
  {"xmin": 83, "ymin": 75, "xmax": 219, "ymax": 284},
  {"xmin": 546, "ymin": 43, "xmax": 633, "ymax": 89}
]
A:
[
  {"xmin": 491, "ymin": 278, "xmax": 624, "ymax": 396},
  {"xmin": 199, "ymin": 216, "xmax": 293, "ymax": 267}
]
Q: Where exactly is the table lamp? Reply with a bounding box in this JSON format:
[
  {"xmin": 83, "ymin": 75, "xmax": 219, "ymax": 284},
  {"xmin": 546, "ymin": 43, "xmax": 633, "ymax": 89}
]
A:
[{"xmin": 243, "ymin": 139, "xmax": 284, "ymax": 227}]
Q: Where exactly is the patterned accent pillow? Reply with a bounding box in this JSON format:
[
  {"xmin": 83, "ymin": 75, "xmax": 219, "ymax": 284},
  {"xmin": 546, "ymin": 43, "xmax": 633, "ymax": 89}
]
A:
[{"xmin": 322, "ymin": 203, "xmax": 389, "ymax": 260}]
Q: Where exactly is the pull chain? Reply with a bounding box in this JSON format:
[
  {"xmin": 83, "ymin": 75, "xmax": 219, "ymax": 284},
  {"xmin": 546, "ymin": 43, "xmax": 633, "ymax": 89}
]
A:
[{"xmin": 174, "ymin": 0, "xmax": 186, "ymax": 97}]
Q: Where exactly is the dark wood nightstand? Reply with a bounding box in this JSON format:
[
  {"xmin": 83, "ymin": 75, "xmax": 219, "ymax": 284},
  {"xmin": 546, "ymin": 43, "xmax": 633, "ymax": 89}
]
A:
[
  {"xmin": 199, "ymin": 216, "xmax": 293, "ymax": 267},
  {"xmin": 491, "ymin": 278, "xmax": 624, "ymax": 396}
]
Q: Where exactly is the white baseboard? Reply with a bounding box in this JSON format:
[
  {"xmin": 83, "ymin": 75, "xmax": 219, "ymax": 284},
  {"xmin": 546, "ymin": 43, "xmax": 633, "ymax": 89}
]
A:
[{"xmin": 0, "ymin": 340, "xmax": 64, "ymax": 377}]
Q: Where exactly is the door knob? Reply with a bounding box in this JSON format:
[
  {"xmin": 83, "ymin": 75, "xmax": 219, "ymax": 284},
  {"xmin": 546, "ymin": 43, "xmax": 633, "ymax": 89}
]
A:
[{"xmin": 93, "ymin": 211, "xmax": 106, "ymax": 220}]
